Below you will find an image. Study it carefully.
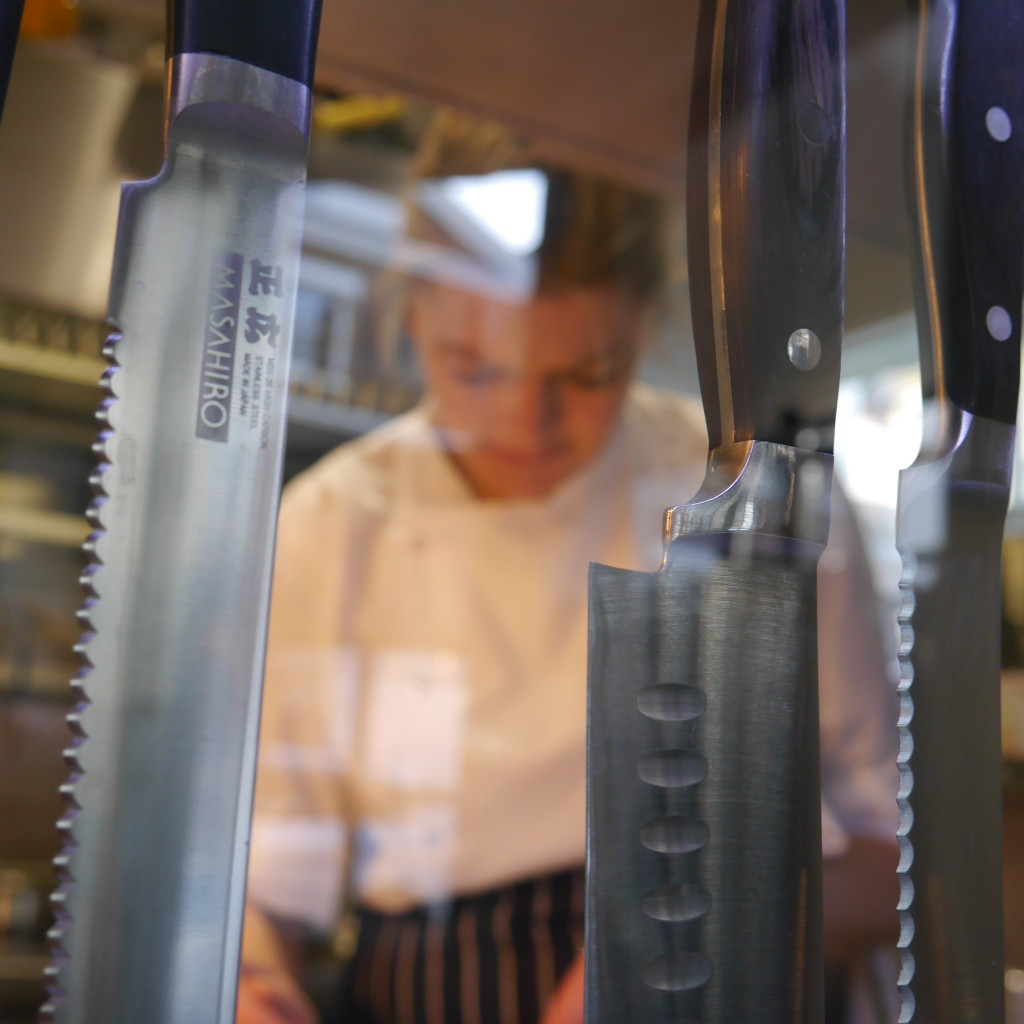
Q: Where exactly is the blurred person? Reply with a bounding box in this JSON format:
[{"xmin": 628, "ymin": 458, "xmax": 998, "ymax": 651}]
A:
[{"xmin": 236, "ymin": 111, "xmax": 899, "ymax": 1024}]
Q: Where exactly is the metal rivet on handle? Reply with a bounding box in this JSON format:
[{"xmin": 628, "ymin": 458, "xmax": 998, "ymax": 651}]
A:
[
  {"xmin": 986, "ymin": 106, "xmax": 1013, "ymax": 142},
  {"xmin": 787, "ymin": 328, "xmax": 821, "ymax": 370},
  {"xmin": 987, "ymin": 305, "xmax": 1013, "ymax": 341}
]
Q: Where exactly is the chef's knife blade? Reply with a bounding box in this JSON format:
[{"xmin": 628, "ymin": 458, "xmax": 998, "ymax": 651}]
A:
[
  {"xmin": 43, "ymin": 2, "xmax": 321, "ymax": 1022},
  {"xmin": 896, "ymin": 1, "xmax": 1024, "ymax": 1021},
  {"xmin": 585, "ymin": 1, "xmax": 844, "ymax": 1022}
]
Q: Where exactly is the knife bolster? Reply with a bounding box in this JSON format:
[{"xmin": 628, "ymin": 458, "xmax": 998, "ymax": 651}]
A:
[
  {"xmin": 665, "ymin": 440, "xmax": 834, "ymax": 550},
  {"xmin": 168, "ymin": 54, "xmax": 312, "ymax": 139}
]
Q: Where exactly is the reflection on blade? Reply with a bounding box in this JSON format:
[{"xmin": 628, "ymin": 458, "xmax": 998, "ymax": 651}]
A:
[
  {"xmin": 44, "ymin": 93, "xmax": 309, "ymax": 1024},
  {"xmin": 896, "ymin": 412, "xmax": 1014, "ymax": 1023},
  {"xmin": 896, "ymin": 0, "xmax": 1024, "ymax": 1016},
  {"xmin": 585, "ymin": 443, "xmax": 831, "ymax": 1024}
]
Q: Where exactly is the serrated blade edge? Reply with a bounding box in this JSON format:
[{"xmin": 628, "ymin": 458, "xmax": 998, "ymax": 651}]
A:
[
  {"xmin": 895, "ymin": 547, "xmax": 918, "ymax": 1024},
  {"xmin": 40, "ymin": 329, "xmax": 121, "ymax": 1022}
]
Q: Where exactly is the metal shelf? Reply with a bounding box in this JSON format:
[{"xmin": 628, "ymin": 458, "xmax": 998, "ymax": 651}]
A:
[
  {"xmin": 0, "ymin": 339, "xmax": 104, "ymax": 388},
  {"xmin": 0, "ymin": 293, "xmax": 415, "ymax": 444},
  {"xmin": 0, "ymin": 506, "xmax": 89, "ymax": 549}
]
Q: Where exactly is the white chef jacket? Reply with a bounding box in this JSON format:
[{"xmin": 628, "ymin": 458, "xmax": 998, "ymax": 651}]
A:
[{"xmin": 247, "ymin": 385, "xmax": 898, "ymax": 932}]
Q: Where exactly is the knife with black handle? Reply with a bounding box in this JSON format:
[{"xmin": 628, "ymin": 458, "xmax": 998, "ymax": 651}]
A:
[
  {"xmin": 896, "ymin": 1, "xmax": 1024, "ymax": 1021},
  {"xmin": 43, "ymin": 2, "xmax": 321, "ymax": 1022},
  {"xmin": 0, "ymin": 0, "xmax": 24, "ymax": 123},
  {"xmin": 585, "ymin": 1, "xmax": 844, "ymax": 1021}
]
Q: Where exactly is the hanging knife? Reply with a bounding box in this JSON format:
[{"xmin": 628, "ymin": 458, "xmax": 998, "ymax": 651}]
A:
[
  {"xmin": 43, "ymin": 2, "xmax": 321, "ymax": 1022},
  {"xmin": 585, "ymin": 1, "xmax": 844, "ymax": 1021},
  {"xmin": 896, "ymin": 1, "xmax": 1024, "ymax": 1021}
]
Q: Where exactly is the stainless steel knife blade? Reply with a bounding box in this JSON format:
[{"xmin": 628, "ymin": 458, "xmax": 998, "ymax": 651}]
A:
[
  {"xmin": 585, "ymin": 1, "xmax": 845, "ymax": 1021},
  {"xmin": 43, "ymin": 3, "xmax": 322, "ymax": 1022},
  {"xmin": 896, "ymin": 1, "xmax": 1024, "ymax": 1021}
]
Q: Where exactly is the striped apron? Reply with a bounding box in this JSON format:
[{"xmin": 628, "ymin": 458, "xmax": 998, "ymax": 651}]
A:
[
  {"xmin": 335, "ymin": 867, "xmax": 585, "ymax": 1024},
  {"xmin": 332, "ymin": 865, "xmax": 858, "ymax": 1023}
]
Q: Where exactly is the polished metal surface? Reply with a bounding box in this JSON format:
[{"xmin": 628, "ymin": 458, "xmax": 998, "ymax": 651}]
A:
[
  {"xmin": 169, "ymin": 53, "xmax": 311, "ymax": 136},
  {"xmin": 665, "ymin": 440, "xmax": 834, "ymax": 548},
  {"xmin": 586, "ymin": 443, "xmax": 831, "ymax": 1024},
  {"xmin": 897, "ymin": 407, "xmax": 1015, "ymax": 1024},
  {"xmin": 44, "ymin": 74, "xmax": 311, "ymax": 1024}
]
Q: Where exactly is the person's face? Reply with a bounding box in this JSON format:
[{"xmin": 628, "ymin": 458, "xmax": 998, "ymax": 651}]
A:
[{"xmin": 408, "ymin": 282, "xmax": 649, "ymax": 500}]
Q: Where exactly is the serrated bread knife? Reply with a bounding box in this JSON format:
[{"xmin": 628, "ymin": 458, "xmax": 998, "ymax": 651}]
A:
[
  {"xmin": 896, "ymin": 1, "xmax": 1024, "ymax": 1021},
  {"xmin": 42, "ymin": 2, "xmax": 321, "ymax": 1021},
  {"xmin": 585, "ymin": 0, "xmax": 844, "ymax": 1021}
]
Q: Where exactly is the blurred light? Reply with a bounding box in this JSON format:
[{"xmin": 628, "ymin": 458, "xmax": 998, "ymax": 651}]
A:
[
  {"xmin": 20, "ymin": 0, "xmax": 78, "ymax": 38},
  {"xmin": 440, "ymin": 170, "xmax": 548, "ymax": 256},
  {"xmin": 835, "ymin": 367, "xmax": 922, "ymax": 511},
  {"xmin": 1007, "ymin": 968, "xmax": 1024, "ymax": 1024},
  {"xmin": 313, "ymin": 95, "xmax": 407, "ymax": 135}
]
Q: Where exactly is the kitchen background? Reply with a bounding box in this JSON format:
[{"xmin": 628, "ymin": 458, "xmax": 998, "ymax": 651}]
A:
[{"xmin": 0, "ymin": 0, "xmax": 1021, "ymax": 1019}]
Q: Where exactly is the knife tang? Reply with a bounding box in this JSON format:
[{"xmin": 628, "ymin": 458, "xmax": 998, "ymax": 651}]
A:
[
  {"xmin": 169, "ymin": 0, "xmax": 322, "ymax": 89},
  {"xmin": 687, "ymin": 0, "xmax": 845, "ymax": 453},
  {"xmin": 907, "ymin": 0, "xmax": 1024, "ymax": 428}
]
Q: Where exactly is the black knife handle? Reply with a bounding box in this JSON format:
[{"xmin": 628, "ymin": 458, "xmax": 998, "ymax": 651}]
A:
[
  {"xmin": 907, "ymin": 0, "xmax": 1024, "ymax": 426},
  {"xmin": 169, "ymin": 0, "xmax": 322, "ymax": 89},
  {"xmin": 687, "ymin": 0, "xmax": 845, "ymax": 452},
  {"xmin": 0, "ymin": 0, "xmax": 25, "ymax": 122}
]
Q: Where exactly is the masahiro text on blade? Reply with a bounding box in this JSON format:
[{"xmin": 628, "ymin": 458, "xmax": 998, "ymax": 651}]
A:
[{"xmin": 43, "ymin": 2, "xmax": 323, "ymax": 1022}]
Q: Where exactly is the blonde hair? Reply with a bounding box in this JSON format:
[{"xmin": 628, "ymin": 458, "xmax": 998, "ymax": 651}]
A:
[{"xmin": 408, "ymin": 109, "xmax": 668, "ymax": 304}]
